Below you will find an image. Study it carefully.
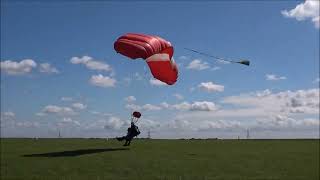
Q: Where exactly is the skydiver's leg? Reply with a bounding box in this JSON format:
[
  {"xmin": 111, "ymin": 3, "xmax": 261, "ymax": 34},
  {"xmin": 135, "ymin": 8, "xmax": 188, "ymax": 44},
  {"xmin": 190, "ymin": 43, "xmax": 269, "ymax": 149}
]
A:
[
  {"xmin": 116, "ymin": 136, "xmax": 125, "ymax": 141},
  {"xmin": 123, "ymin": 140, "xmax": 129, "ymax": 146}
]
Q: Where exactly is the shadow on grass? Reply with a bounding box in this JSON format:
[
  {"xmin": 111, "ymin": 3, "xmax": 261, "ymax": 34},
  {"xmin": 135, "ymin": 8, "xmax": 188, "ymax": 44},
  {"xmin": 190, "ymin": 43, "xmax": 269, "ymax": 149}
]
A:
[{"xmin": 22, "ymin": 148, "xmax": 129, "ymax": 157}]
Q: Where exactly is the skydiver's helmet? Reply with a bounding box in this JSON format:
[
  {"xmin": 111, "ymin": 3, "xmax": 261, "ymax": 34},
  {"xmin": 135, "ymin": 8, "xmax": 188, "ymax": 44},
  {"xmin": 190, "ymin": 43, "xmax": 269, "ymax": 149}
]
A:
[{"xmin": 131, "ymin": 111, "xmax": 141, "ymax": 124}]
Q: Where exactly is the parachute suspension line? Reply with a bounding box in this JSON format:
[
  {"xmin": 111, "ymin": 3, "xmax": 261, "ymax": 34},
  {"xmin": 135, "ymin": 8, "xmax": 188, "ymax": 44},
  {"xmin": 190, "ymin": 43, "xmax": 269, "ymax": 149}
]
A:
[
  {"xmin": 131, "ymin": 113, "xmax": 140, "ymax": 123},
  {"xmin": 184, "ymin": 48, "xmax": 250, "ymax": 66}
]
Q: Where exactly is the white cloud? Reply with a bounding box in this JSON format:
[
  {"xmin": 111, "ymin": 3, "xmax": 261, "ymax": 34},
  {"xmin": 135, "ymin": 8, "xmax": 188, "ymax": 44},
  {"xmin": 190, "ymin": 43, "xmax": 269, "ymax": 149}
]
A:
[
  {"xmin": 125, "ymin": 103, "xmax": 162, "ymax": 111},
  {"xmin": 173, "ymin": 93, "xmax": 184, "ymax": 100},
  {"xmin": 61, "ymin": 97, "xmax": 73, "ymax": 101},
  {"xmin": 139, "ymin": 118, "xmax": 161, "ymax": 130},
  {"xmin": 302, "ymin": 118, "xmax": 320, "ymax": 126},
  {"xmin": 179, "ymin": 56, "xmax": 188, "ymax": 60},
  {"xmin": 126, "ymin": 101, "xmax": 218, "ymax": 112},
  {"xmin": 190, "ymin": 101, "xmax": 218, "ymax": 111},
  {"xmin": 170, "ymin": 101, "xmax": 218, "ymax": 111},
  {"xmin": 186, "ymin": 59, "xmax": 210, "ymax": 70},
  {"xmin": 313, "ymin": 77, "xmax": 320, "ymax": 84},
  {"xmin": 70, "ymin": 56, "xmax": 112, "ymax": 72},
  {"xmin": 312, "ymin": 16, "xmax": 320, "ymax": 28},
  {"xmin": 198, "ymin": 82, "xmax": 224, "ymax": 92},
  {"xmin": 142, "ymin": 104, "xmax": 162, "ymax": 111},
  {"xmin": 125, "ymin": 104, "xmax": 142, "ymax": 111},
  {"xmin": 167, "ymin": 119, "xmax": 241, "ymax": 131},
  {"xmin": 42, "ymin": 105, "xmax": 76, "ymax": 116},
  {"xmin": 39, "ymin": 63, "xmax": 59, "ymax": 74},
  {"xmin": 211, "ymin": 66, "xmax": 221, "ymax": 71},
  {"xmin": 60, "ymin": 117, "xmax": 81, "ymax": 126},
  {"xmin": 281, "ymin": 0, "xmax": 320, "ymax": 28},
  {"xmin": 256, "ymin": 89, "xmax": 272, "ymax": 97},
  {"xmin": 171, "ymin": 102, "xmax": 192, "ymax": 111},
  {"xmin": 104, "ymin": 116, "xmax": 127, "ymax": 130},
  {"xmin": 257, "ymin": 115, "xmax": 319, "ymax": 129},
  {"xmin": 62, "ymin": 117, "xmax": 73, "ymax": 123},
  {"xmin": 72, "ymin": 103, "xmax": 87, "ymax": 110},
  {"xmin": 1, "ymin": 111, "xmax": 16, "ymax": 123},
  {"xmin": 160, "ymin": 102, "xmax": 170, "ymax": 108},
  {"xmin": 265, "ymin": 74, "xmax": 287, "ymax": 81},
  {"xmin": 124, "ymin": 96, "xmax": 136, "ymax": 103},
  {"xmin": 1, "ymin": 59, "xmax": 37, "ymax": 75},
  {"xmin": 197, "ymin": 120, "xmax": 241, "ymax": 131},
  {"xmin": 134, "ymin": 72, "xmax": 143, "ymax": 80},
  {"xmin": 15, "ymin": 121, "xmax": 40, "ymax": 128},
  {"xmin": 2, "ymin": 111, "xmax": 15, "ymax": 118},
  {"xmin": 89, "ymin": 74, "xmax": 116, "ymax": 88},
  {"xmin": 171, "ymin": 89, "xmax": 319, "ymax": 132},
  {"xmin": 150, "ymin": 79, "xmax": 167, "ymax": 86},
  {"xmin": 222, "ymin": 88, "xmax": 319, "ymax": 115}
]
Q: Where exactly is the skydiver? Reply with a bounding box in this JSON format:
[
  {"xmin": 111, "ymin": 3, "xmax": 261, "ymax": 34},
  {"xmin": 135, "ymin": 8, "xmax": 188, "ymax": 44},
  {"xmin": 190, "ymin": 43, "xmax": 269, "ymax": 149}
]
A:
[{"xmin": 116, "ymin": 121, "xmax": 140, "ymax": 146}]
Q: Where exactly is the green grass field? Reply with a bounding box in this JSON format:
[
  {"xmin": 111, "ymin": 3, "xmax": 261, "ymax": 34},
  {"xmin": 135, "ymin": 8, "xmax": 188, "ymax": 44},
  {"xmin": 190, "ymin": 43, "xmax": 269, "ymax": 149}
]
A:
[{"xmin": 1, "ymin": 138, "xmax": 319, "ymax": 180}]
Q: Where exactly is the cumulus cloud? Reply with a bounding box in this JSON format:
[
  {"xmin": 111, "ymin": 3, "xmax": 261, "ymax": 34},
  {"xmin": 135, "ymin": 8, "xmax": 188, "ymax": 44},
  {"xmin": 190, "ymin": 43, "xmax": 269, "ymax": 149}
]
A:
[
  {"xmin": 197, "ymin": 120, "xmax": 241, "ymax": 131},
  {"xmin": 1, "ymin": 59, "xmax": 37, "ymax": 75},
  {"xmin": 265, "ymin": 74, "xmax": 287, "ymax": 81},
  {"xmin": 255, "ymin": 89, "xmax": 272, "ymax": 97},
  {"xmin": 127, "ymin": 101, "xmax": 218, "ymax": 112},
  {"xmin": 39, "ymin": 63, "xmax": 59, "ymax": 74},
  {"xmin": 60, "ymin": 117, "xmax": 80, "ymax": 126},
  {"xmin": 186, "ymin": 59, "xmax": 210, "ymax": 70},
  {"xmin": 167, "ymin": 119, "xmax": 241, "ymax": 131},
  {"xmin": 281, "ymin": 0, "xmax": 320, "ymax": 28},
  {"xmin": 150, "ymin": 79, "xmax": 167, "ymax": 86},
  {"xmin": 104, "ymin": 116, "xmax": 127, "ymax": 130},
  {"xmin": 173, "ymin": 93, "xmax": 184, "ymax": 100},
  {"xmin": 198, "ymin": 82, "xmax": 224, "ymax": 92},
  {"xmin": 139, "ymin": 118, "xmax": 161, "ymax": 130},
  {"xmin": 142, "ymin": 104, "xmax": 162, "ymax": 111},
  {"xmin": 302, "ymin": 118, "xmax": 320, "ymax": 126},
  {"xmin": 2, "ymin": 111, "xmax": 15, "ymax": 118},
  {"xmin": 42, "ymin": 105, "xmax": 76, "ymax": 116},
  {"xmin": 1, "ymin": 111, "xmax": 16, "ymax": 125},
  {"xmin": 170, "ymin": 101, "xmax": 218, "ymax": 111},
  {"xmin": 124, "ymin": 96, "xmax": 136, "ymax": 103},
  {"xmin": 70, "ymin": 56, "xmax": 112, "ymax": 72},
  {"xmin": 313, "ymin": 77, "xmax": 320, "ymax": 84},
  {"xmin": 125, "ymin": 104, "xmax": 142, "ymax": 111},
  {"xmin": 190, "ymin": 101, "xmax": 218, "ymax": 111},
  {"xmin": 89, "ymin": 74, "xmax": 116, "ymax": 88},
  {"xmin": 125, "ymin": 103, "xmax": 162, "ymax": 111},
  {"xmin": 257, "ymin": 115, "xmax": 319, "ymax": 129},
  {"xmin": 72, "ymin": 103, "xmax": 87, "ymax": 110},
  {"xmin": 222, "ymin": 88, "xmax": 319, "ymax": 115},
  {"xmin": 15, "ymin": 121, "xmax": 40, "ymax": 128}
]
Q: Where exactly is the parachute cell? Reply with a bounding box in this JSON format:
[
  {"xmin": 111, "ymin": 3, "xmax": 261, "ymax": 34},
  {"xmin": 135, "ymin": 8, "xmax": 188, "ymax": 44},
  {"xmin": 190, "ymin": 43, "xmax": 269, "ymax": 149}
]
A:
[{"xmin": 114, "ymin": 33, "xmax": 178, "ymax": 85}]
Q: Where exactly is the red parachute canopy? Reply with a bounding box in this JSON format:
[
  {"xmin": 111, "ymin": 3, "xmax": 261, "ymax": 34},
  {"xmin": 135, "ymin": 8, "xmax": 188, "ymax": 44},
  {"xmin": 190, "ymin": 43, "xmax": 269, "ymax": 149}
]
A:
[
  {"xmin": 114, "ymin": 33, "xmax": 178, "ymax": 85},
  {"xmin": 132, "ymin": 111, "xmax": 141, "ymax": 118}
]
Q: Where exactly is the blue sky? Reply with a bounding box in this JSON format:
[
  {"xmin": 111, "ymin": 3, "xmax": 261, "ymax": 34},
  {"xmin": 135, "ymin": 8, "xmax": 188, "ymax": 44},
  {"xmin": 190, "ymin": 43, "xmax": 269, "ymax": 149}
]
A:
[{"xmin": 1, "ymin": 0, "xmax": 319, "ymax": 138}]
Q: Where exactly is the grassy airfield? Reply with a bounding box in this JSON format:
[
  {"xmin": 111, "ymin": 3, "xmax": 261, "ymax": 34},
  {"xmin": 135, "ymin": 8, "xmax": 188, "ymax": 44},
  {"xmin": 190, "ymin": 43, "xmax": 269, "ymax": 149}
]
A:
[{"xmin": 1, "ymin": 138, "xmax": 319, "ymax": 180}]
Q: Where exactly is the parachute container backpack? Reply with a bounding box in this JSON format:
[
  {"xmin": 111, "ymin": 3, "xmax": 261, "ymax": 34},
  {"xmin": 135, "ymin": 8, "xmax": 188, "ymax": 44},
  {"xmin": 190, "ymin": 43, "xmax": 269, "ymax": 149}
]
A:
[{"xmin": 114, "ymin": 33, "xmax": 178, "ymax": 85}]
